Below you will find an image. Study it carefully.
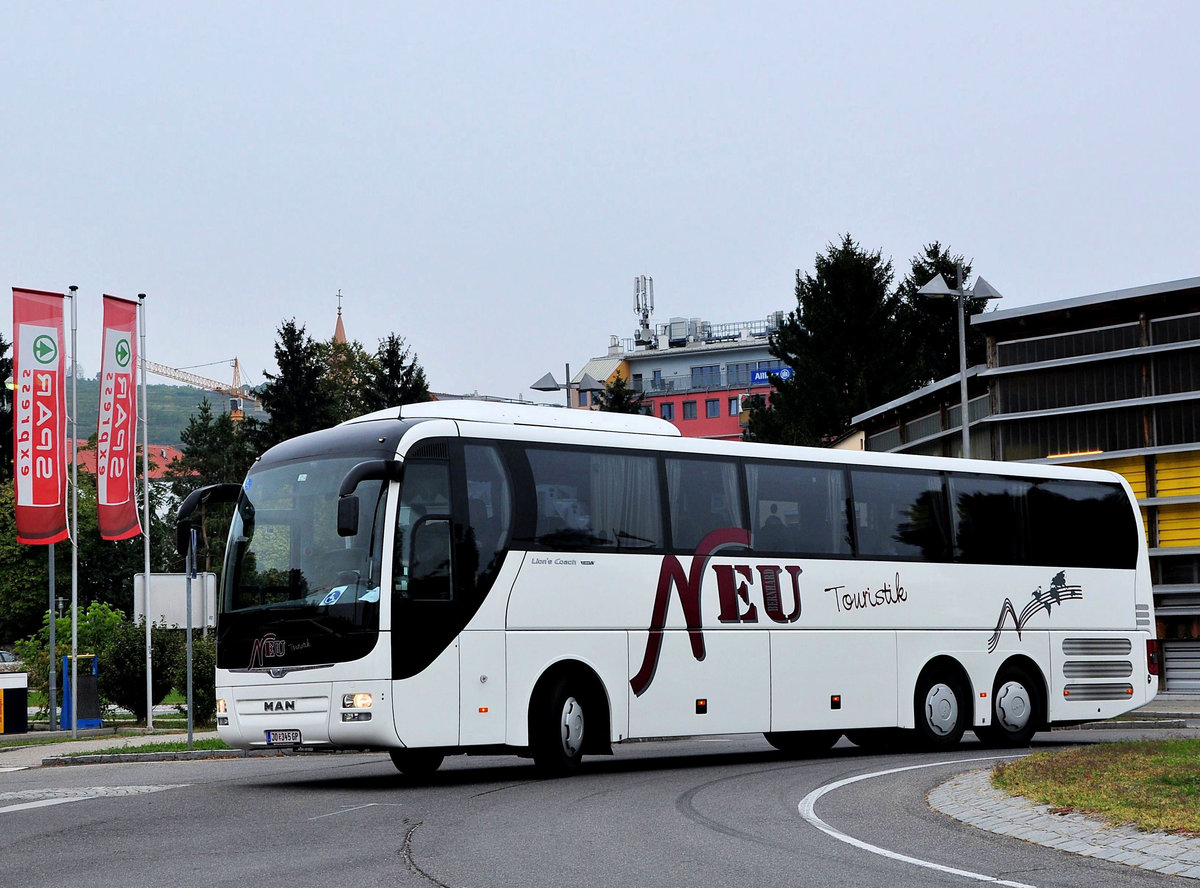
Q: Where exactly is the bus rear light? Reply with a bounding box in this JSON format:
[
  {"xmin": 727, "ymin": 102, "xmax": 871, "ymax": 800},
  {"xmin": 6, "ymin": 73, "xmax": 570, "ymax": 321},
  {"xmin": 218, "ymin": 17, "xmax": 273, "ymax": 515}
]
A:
[
  {"xmin": 343, "ymin": 693, "xmax": 373, "ymax": 709},
  {"xmin": 1147, "ymin": 639, "xmax": 1160, "ymax": 676}
]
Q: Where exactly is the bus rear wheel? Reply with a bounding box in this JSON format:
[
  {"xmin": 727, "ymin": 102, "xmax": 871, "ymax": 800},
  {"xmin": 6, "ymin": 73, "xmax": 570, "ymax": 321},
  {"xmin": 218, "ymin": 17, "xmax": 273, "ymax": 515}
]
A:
[
  {"xmin": 975, "ymin": 665, "xmax": 1042, "ymax": 748},
  {"xmin": 531, "ymin": 678, "xmax": 586, "ymax": 776},
  {"xmin": 389, "ymin": 748, "xmax": 445, "ymax": 778},
  {"xmin": 764, "ymin": 730, "xmax": 841, "ymax": 757},
  {"xmin": 913, "ymin": 669, "xmax": 968, "ymax": 750}
]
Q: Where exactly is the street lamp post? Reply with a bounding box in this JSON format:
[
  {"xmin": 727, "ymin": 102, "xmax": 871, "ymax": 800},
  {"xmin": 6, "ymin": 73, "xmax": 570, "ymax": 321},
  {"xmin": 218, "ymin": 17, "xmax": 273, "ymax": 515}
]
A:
[
  {"xmin": 916, "ymin": 263, "xmax": 1002, "ymax": 459},
  {"xmin": 530, "ymin": 363, "xmax": 605, "ymax": 407}
]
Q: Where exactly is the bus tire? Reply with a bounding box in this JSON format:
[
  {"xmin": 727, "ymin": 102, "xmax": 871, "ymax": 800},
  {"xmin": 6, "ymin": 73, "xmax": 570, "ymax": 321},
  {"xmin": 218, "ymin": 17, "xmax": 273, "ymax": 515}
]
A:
[
  {"xmin": 764, "ymin": 730, "xmax": 841, "ymax": 757},
  {"xmin": 389, "ymin": 748, "xmax": 445, "ymax": 778},
  {"xmin": 975, "ymin": 665, "xmax": 1042, "ymax": 748},
  {"xmin": 913, "ymin": 667, "xmax": 968, "ymax": 750},
  {"xmin": 531, "ymin": 677, "xmax": 586, "ymax": 776}
]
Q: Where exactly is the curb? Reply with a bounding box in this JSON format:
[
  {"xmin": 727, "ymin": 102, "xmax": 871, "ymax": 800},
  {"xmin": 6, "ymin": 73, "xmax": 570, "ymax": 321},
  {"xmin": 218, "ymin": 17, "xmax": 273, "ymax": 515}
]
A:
[{"xmin": 41, "ymin": 748, "xmax": 292, "ymax": 767}]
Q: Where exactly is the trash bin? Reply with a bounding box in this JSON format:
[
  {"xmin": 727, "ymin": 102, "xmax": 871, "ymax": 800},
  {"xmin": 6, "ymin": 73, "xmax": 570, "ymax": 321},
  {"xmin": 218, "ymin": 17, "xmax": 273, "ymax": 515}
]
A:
[
  {"xmin": 0, "ymin": 672, "xmax": 28, "ymax": 735},
  {"xmin": 60, "ymin": 654, "xmax": 102, "ymax": 730}
]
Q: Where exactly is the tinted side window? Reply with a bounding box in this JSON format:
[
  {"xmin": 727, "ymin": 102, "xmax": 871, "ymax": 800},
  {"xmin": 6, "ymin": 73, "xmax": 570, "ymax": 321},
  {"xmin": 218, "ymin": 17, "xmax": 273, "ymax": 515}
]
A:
[
  {"xmin": 463, "ymin": 444, "xmax": 513, "ymax": 589},
  {"xmin": 666, "ymin": 457, "xmax": 745, "ymax": 550},
  {"xmin": 850, "ymin": 469, "xmax": 951, "ymax": 561},
  {"xmin": 526, "ymin": 447, "xmax": 662, "ymax": 550},
  {"xmin": 746, "ymin": 461, "xmax": 851, "ymax": 556},
  {"xmin": 952, "ymin": 475, "xmax": 1033, "ymax": 565},
  {"xmin": 1028, "ymin": 480, "xmax": 1137, "ymax": 569}
]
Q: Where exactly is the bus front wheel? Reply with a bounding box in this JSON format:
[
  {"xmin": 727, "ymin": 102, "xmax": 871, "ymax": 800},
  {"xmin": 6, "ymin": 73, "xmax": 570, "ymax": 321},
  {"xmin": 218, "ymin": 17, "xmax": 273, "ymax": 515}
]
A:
[
  {"xmin": 913, "ymin": 668, "xmax": 968, "ymax": 750},
  {"xmin": 389, "ymin": 748, "xmax": 445, "ymax": 778},
  {"xmin": 531, "ymin": 677, "xmax": 586, "ymax": 776},
  {"xmin": 975, "ymin": 665, "xmax": 1042, "ymax": 748}
]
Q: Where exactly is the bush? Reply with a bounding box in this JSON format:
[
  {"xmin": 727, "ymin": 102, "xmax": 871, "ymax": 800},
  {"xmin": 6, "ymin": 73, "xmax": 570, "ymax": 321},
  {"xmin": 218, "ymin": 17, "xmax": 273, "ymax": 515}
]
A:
[
  {"xmin": 14, "ymin": 602, "xmax": 128, "ymax": 711},
  {"xmin": 170, "ymin": 631, "xmax": 217, "ymax": 725},
  {"xmin": 95, "ymin": 617, "xmax": 182, "ymax": 723}
]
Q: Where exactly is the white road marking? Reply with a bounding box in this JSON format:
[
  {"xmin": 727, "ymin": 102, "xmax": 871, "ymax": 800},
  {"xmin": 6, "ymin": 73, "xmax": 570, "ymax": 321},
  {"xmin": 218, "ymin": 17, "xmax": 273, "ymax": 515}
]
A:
[
  {"xmin": 0, "ymin": 784, "xmax": 187, "ymax": 815},
  {"xmin": 309, "ymin": 803, "xmax": 406, "ymax": 820},
  {"xmin": 798, "ymin": 755, "xmax": 1034, "ymax": 888}
]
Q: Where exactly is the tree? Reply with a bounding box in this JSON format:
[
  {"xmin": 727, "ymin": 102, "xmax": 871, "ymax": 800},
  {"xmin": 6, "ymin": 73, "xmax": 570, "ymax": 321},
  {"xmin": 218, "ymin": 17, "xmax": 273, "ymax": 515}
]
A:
[
  {"xmin": 166, "ymin": 398, "xmax": 257, "ymax": 573},
  {"xmin": 747, "ymin": 234, "xmax": 908, "ymax": 445},
  {"xmin": 0, "ymin": 333, "xmax": 11, "ymax": 484},
  {"xmin": 895, "ymin": 242, "xmax": 985, "ymax": 386},
  {"xmin": 593, "ymin": 375, "xmax": 646, "ymax": 414},
  {"xmin": 362, "ymin": 333, "xmax": 431, "ymax": 412},
  {"xmin": 254, "ymin": 319, "xmax": 343, "ymax": 451}
]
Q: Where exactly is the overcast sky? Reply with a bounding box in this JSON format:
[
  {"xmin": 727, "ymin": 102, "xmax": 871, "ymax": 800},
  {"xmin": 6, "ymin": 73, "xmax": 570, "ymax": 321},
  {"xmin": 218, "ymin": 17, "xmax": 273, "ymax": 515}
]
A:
[{"xmin": 4, "ymin": 3, "xmax": 1197, "ymax": 406}]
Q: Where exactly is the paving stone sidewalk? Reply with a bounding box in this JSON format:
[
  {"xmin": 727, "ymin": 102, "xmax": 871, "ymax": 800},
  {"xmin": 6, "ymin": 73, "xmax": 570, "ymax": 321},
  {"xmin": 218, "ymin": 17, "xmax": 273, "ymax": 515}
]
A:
[{"xmin": 930, "ymin": 769, "xmax": 1200, "ymax": 880}]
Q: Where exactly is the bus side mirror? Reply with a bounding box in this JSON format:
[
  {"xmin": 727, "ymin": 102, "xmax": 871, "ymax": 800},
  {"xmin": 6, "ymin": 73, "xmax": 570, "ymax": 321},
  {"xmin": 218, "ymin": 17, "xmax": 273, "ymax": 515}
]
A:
[
  {"xmin": 337, "ymin": 495, "xmax": 360, "ymax": 537},
  {"xmin": 175, "ymin": 483, "xmax": 242, "ymax": 555},
  {"xmin": 337, "ymin": 459, "xmax": 401, "ymax": 537}
]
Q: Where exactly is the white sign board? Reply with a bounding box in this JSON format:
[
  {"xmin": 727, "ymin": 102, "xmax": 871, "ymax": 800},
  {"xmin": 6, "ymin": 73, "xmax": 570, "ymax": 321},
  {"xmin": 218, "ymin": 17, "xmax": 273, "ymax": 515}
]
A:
[{"xmin": 134, "ymin": 573, "xmax": 218, "ymax": 629}]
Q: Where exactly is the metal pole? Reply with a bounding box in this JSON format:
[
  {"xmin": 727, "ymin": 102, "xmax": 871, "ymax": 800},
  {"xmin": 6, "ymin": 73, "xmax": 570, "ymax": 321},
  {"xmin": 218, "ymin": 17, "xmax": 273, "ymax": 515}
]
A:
[
  {"xmin": 139, "ymin": 294, "xmax": 153, "ymax": 729},
  {"xmin": 47, "ymin": 543, "xmax": 56, "ymax": 730},
  {"xmin": 185, "ymin": 529, "xmax": 195, "ymax": 749},
  {"xmin": 68, "ymin": 286, "xmax": 78, "ymax": 738},
  {"xmin": 564, "ymin": 362, "xmax": 571, "ymax": 408},
  {"xmin": 956, "ymin": 263, "xmax": 971, "ymax": 459}
]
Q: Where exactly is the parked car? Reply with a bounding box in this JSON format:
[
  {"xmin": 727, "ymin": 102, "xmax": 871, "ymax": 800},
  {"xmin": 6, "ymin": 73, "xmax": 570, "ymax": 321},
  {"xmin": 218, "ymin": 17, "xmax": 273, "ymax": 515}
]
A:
[{"xmin": 0, "ymin": 650, "xmax": 23, "ymax": 672}]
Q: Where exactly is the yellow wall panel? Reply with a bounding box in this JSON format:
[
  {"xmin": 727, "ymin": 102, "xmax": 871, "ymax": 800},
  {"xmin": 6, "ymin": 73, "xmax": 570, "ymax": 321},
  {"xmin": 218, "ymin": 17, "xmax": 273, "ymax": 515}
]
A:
[
  {"xmin": 1158, "ymin": 502, "xmax": 1200, "ymax": 547},
  {"xmin": 1157, "ymin": 451, "xmax": 1200, "ymax": 497}
]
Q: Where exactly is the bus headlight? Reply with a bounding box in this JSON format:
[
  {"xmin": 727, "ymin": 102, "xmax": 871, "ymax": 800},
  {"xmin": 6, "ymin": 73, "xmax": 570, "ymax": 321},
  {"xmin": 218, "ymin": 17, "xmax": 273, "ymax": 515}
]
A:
[
  {"xmin": 216, "ymin": 698, "xmax": 227, "ymax": 714},
  {"xmin": 342, "ymin": 693, "xmax": 373, "ymax": 709}
]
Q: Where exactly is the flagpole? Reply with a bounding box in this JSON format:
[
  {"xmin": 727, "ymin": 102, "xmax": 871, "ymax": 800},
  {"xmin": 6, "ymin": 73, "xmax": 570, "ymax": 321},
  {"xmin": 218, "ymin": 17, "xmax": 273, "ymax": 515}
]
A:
[
  {"xmin": 68, "ymin": 285, "xmax": 78, "ymax": 739},
  {"xmin": 139, "ymin": 293, "xmax": 153, "ymax": 730},
  {"xmin": 48, "ymin": 543, "xmax": 56, "ymax": 730}
]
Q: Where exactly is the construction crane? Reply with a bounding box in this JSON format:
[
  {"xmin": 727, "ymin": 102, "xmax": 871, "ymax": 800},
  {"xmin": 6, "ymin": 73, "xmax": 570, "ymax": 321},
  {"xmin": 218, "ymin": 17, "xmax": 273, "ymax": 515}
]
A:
[{"xmin": 144, "ymin": 357, "xmax": 259, "ymax": 421}]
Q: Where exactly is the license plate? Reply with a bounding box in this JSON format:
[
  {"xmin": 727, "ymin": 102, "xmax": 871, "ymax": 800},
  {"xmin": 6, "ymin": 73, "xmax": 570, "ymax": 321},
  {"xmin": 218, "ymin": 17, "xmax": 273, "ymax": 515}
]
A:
[{"xmin": 265, "ymin": 730, "xmax": 301, "ymax": 745}]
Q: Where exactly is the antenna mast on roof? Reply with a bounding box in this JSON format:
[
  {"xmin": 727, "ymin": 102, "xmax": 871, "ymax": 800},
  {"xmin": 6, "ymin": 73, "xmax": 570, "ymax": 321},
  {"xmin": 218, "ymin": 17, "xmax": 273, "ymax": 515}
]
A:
[{"xmin": 634, "ymin": 275, "xmax": 656, "ymax": 347}]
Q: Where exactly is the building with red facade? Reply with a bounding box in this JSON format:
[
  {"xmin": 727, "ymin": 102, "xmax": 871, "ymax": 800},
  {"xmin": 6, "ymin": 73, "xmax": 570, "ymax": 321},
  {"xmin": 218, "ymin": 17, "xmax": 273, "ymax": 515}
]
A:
[{"xmin": 574, "ymin": 299, "xmax": 791, "ymax": 440}]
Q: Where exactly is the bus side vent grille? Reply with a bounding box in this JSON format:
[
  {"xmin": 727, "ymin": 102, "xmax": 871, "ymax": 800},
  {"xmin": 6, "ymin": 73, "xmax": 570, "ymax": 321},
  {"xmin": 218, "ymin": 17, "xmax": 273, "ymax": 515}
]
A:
[
  {"xmin": 1136, "ymin": 604, "xmax": 1152, "ymax": 628},
  {"xmin": 407, "ymin": 441, "xmax": 449, "ymax": 460},
  {"xmin": 1063, "ymin": 660, "xmax": 1133, "ymax": 679},
  {"xmin": 1063, "ymin": 683, "xmax": 1134, "ymax": 701},
  {"xmin": 1062, "ymin": 638, "xmax": 1132, "ymax": 656}
]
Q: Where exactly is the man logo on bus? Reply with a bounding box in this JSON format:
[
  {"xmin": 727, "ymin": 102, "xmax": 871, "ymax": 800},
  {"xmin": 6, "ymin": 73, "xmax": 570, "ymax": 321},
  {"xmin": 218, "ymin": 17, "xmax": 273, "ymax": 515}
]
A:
[
  {"xmin": 249, "ymin": 633, "xmax": 287, "ymax": 669},
  {"xmin": 631, "ymin": 527, "xmax": 803, "ymax": 696}
]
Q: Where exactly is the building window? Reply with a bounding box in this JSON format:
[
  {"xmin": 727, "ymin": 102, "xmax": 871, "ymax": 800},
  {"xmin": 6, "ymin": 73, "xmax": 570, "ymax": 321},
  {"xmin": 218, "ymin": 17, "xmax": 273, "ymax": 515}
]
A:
[
  {"xmin": 706, "ymin": 399, "xmax": 720, "ymax": 418},
  {"xmin": 660, "ymin": 402, "xmax": 675, "ymax": 422},
  {"xmin": 729, "ymin": 397, "xmax": 739, "ymax": 416},
  {"xmin": 578, "ymin": 391, "xmax": 589, "ymax": 407},
  {"xmin": 682, "ymin": 401, "xmax": 697, "ymax": 420},
  {"xmin": 728, "ymin": 362, "xmax": 753, "ymax": 387},
  {"xmin": 631, "ymin": 374, "xmax": 644, "ymax": 392},
  {"xmin": 691, "ymin": 365, "xmax": 721, "ymax": 389}
]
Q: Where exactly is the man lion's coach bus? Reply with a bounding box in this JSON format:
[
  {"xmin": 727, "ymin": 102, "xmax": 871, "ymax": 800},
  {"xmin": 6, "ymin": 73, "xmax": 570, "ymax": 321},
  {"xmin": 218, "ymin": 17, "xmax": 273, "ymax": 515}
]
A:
[{"xmin": 178, "ymin": 400, "xmax": 1158, "ymax": 776}]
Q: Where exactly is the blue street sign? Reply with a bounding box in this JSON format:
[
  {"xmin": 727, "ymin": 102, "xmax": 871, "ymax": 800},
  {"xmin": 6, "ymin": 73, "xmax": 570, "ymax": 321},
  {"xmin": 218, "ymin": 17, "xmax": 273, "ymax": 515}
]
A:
[{"xmin": 751, "ymin": 367, "xmax": 794, "ymax": 386}]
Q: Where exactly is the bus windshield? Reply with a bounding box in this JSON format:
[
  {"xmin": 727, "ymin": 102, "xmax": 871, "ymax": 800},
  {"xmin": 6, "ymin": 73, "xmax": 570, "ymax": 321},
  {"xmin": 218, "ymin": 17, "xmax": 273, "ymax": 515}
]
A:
[{"xmin": 221, "ymin": 456, "xmax": 387, "ymax": 623}]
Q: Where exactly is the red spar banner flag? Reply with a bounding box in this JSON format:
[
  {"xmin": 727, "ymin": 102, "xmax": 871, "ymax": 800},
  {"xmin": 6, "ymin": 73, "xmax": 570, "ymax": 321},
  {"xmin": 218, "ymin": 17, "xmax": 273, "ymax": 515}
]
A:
[
  {"xmin": 12, "ymin": 288, "xmax": 69, "ymax": 544},
  {"xmin": 97, "ymin": 294, "xmax": 143, "ymax": 540}
]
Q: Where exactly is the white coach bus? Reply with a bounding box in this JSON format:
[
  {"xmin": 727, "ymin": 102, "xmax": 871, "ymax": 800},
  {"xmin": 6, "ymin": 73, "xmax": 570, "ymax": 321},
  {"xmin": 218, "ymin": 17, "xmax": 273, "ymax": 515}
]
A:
[{"xmin": 179, "ymin": 400, "xmax": 1158, "ymax": 776}]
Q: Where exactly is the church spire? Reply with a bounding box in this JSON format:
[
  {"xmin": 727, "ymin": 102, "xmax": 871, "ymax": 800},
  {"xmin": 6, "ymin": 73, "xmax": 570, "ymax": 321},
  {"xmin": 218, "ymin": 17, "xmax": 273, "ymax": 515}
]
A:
[{"xmin": 333, "ymin": 289, "xmax": 347, "ymax": 344}]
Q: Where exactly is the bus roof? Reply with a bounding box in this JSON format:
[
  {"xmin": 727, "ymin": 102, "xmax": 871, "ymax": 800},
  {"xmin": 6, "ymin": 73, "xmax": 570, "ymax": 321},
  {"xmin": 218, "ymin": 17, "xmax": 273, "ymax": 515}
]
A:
[{"xmin": 347, "ymin": 400, "xmax": 682, "ymax": 437}]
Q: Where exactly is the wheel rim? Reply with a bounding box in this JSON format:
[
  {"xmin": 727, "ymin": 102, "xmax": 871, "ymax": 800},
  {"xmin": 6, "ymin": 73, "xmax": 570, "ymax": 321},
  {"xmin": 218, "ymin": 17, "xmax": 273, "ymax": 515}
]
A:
[
  {"xmin": 994, "ymin": 680, "xmax": 1032, "ymax": 732},
  {"xmin": 924, "ymin": 682, "xmax": 959, "ymax": 737},
  {"xmin": 559, "ymin": 696, "xmax": 584, "ymax": 757}
]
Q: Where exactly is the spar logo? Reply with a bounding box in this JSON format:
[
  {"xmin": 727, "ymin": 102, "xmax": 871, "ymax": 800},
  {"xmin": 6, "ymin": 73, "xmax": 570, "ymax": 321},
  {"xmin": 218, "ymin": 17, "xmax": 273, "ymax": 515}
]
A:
[
  {"xmin": 630, "ymin": 528, "xmax": 803, "ymax": 696},
  {"xmin": 248, "ymin": 633, "xmax": 288, "ymax": 669},
  {"xmin": 31, "ymin": 335, "xmax": 57, "ymax": 365},
  {"xmin": 114, "ymin": 337, "xmax": 132, "ymax": 368}
]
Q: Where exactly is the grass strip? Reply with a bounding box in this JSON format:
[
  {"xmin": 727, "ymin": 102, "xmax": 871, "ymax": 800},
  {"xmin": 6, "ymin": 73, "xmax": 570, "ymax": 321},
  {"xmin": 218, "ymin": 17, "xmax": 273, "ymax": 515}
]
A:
[
  {"xmin": 992, "ymin": 739, "xmax": 1200, "ymax": 835},
  {"xmin": 62, "ymin": 738, "xmax": 231, "ymax": 756}
]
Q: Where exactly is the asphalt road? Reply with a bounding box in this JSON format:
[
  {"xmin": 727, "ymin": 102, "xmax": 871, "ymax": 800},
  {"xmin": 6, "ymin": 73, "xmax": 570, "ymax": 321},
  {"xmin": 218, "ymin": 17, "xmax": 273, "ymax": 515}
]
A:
[{"xmin": 2, "ymin": 731, "xmax": 1194, "ymax": 888}]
